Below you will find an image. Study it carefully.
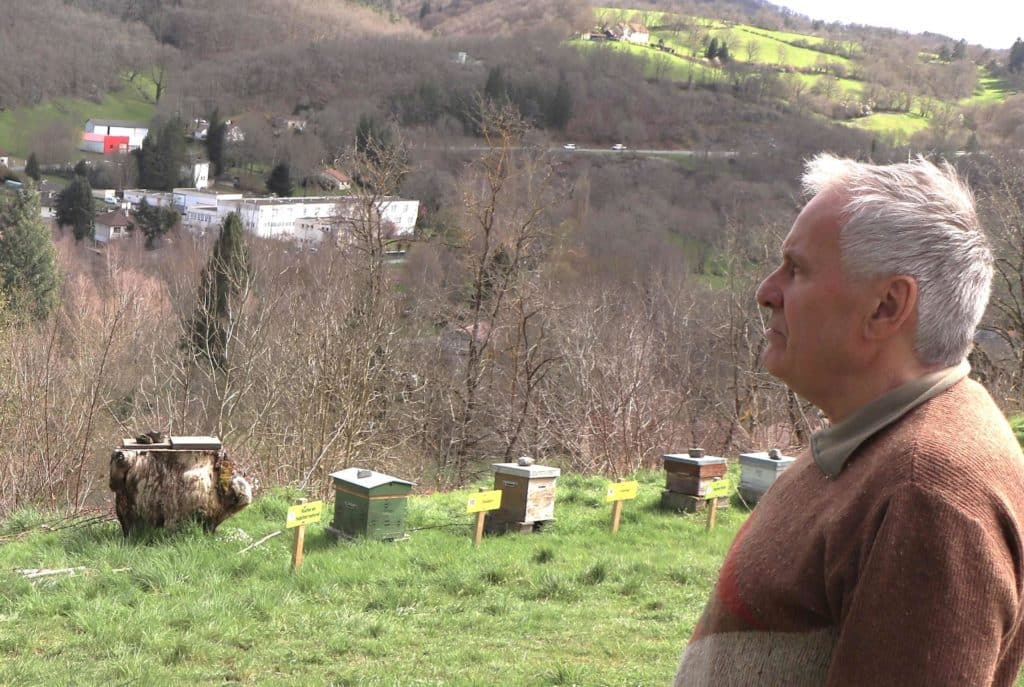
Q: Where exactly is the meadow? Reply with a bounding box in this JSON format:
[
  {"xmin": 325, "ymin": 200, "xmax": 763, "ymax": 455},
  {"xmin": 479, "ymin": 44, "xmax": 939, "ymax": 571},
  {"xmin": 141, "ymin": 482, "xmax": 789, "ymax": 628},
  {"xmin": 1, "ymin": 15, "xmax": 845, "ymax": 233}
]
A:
[{"xmin": 0, "ymin": 471, "xmax": 744, "ymax": 686}]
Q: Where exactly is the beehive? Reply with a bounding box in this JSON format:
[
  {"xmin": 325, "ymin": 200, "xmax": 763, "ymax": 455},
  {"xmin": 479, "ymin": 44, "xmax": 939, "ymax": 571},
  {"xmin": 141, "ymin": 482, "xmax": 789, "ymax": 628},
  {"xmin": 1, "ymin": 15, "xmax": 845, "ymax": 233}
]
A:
[
  {"xmin": 489, "ymin": 461, "xmax": 560, "ymax": 529},
  {"xmin": 739, "ymin": 449, "xmax": 795, "ymax": 504},
  {"xmin": 327, "ymin": 468, "xmax": 414, "ymax": 541},
  {"xmin": 661, "ymin": 448, "xmax": 729, "ymax": 513}
]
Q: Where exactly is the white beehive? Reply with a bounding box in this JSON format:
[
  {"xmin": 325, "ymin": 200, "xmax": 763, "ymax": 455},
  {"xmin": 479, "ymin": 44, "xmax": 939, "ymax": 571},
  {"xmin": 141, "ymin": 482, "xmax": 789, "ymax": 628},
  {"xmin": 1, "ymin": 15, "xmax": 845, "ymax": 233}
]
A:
[{"xmin": 739, "ymin": 449, "xmax": 795, "ymax": 503}]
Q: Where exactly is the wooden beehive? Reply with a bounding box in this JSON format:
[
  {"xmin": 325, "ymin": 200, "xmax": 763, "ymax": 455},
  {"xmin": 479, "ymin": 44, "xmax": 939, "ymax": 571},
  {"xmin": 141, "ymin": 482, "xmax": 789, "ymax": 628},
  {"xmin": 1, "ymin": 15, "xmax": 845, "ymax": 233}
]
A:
[
  {"xmin": 739, "ymin": 449, "xmax": 795, "ymax": 504},
  {"xmin": 489, "ymin": 462, "xmax": 560, "ymax": 528},
  {"xmin": 661, "ymin": 449, "xmax": 729, "ymax": 513},
  {"xmin": 327, "ymin": 468, "xmax": 414, "ymax": 541}
]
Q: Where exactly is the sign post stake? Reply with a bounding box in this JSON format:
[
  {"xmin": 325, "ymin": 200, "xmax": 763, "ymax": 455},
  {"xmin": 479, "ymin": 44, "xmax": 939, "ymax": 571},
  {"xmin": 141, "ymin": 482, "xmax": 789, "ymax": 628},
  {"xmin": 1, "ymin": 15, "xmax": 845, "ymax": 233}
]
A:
[
  {"xmin": 291, "ymin": 498, "xmax": 307, "ymax": 571},
  {"xmin": 605, "ymin": 478, "xmax": 639, "ymax": 534},
  {"xmin": 704, "ymin": 478, "xmax": 732, "ymax": 531},
  {"xmin": 467, "ymin": 487, "xmax": 502, "ymax": 547},
  {"xmin": 611, "ymin": 479, "xmax": 625, "ymax": 533},
  {"xmin": 474, "ymin": 488, "xmax": 487, "ymax": 547},
  {"xmin": 706, "ymin": 495, "xmax": 718, "ymax": 531}
]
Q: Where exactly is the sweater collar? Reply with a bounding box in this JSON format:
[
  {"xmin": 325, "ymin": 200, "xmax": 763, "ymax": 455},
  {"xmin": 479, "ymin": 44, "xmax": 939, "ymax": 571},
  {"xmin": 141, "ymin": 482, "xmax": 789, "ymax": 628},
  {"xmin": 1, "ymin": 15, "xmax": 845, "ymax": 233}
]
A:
[{"xmin": 811, "ymin": 360, "xmax": 970, "ymax": 479}]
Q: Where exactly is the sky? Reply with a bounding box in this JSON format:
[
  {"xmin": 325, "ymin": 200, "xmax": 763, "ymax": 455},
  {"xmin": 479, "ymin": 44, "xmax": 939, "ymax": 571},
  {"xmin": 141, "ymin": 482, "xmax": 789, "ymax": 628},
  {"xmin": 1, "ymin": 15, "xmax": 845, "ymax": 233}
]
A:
[{"xmin": 777, "ymin": 1, "xmax": 1022, "ymax": 51}]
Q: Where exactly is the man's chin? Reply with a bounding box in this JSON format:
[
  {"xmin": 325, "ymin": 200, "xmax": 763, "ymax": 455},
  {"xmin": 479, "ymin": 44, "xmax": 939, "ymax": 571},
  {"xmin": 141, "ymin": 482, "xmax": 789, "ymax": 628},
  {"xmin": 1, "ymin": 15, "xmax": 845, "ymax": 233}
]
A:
[{"xmin": 761, "ymin": 348, "xmax": 785, "ymax": 377}]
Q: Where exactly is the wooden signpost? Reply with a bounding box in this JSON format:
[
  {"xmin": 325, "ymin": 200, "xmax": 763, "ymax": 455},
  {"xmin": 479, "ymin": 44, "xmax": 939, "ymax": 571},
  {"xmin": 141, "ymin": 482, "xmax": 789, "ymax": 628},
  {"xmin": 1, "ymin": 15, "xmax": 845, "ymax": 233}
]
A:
[
  {"xmin": 287, "ymin": 498, "xmax": 323, "ymax": 571},
  {"xmin": 467, "ymin": 488, "xmax": 502, "ymax": 547},
  {"xmin": 605, "ymin": 479, "xmax": 639, "ymax": 534},
  {"xmin": 704, "ymin": 479, "xmax": 732, "ymax": 531}
]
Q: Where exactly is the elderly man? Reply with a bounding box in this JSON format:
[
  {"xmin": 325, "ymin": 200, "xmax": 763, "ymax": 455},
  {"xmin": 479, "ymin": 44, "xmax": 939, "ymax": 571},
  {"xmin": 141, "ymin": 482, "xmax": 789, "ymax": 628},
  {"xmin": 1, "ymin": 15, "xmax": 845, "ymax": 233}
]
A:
[{"xmin": 675, "ymin": 154, "xmax": 1024, "ymax": 686}]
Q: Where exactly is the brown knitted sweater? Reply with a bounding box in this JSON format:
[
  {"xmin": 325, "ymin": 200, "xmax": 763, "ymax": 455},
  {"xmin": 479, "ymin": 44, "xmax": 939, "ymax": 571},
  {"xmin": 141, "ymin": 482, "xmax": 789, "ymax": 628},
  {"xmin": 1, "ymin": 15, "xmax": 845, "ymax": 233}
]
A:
[{"xmin": 675, "ymin": 379, "xmax": 1024, "ymax": 686}]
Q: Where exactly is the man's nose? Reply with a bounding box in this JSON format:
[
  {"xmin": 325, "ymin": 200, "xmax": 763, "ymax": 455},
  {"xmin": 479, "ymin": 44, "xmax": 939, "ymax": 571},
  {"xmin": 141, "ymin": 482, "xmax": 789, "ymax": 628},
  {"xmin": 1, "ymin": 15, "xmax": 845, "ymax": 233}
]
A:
[{"xmin": 756, "ymin": 273, "xmax": 781, "ymax": 309}]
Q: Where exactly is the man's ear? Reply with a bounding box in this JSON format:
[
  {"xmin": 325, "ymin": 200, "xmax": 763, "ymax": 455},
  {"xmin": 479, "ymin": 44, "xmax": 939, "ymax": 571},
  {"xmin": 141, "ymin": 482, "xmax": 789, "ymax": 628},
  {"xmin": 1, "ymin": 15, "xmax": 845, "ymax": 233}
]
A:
[{"xmin": 865, "ymin": 275, "xmax": 917, "ymax": 340}]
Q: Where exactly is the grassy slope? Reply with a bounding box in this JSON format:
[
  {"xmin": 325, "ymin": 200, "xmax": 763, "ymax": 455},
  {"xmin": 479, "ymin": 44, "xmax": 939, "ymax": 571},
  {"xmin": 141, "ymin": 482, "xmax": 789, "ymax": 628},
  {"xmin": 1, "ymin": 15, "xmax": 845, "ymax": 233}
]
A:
[
  {"xmin": 590, "ymin": 6, "xmax": 1011, "ymax": 144},
  {"xmin": 0, "ymin": 471, "xmax": 744, "ymax": 686},
  {"xmin": 0, "ymin": 77, "xmax": 156, "ymax": 160}
]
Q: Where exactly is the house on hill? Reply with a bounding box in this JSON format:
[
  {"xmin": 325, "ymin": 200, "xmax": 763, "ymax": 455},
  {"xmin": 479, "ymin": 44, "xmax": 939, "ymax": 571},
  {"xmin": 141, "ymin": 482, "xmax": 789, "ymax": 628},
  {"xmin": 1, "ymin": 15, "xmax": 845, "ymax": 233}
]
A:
[
  {"xmin": 0, "ymin": 151, "xmax": 10, "ymax": 168},
  {"xmin": 621, "ymin": 22, "xmax": 649, "ymax": 45},
  {"xmin": 94, "ymin": 209, "xmax": 133, "ymax": 244},
  {"xmin": 82, "ymin": 119, "xmax": 149, "ymax": 154},
  {"xmin": 316, "ymin": 167, "xmax": 352, "ymax": 191},
  {"xmin": 272, "ymin": 116, "xmax": 307, "ymax": 135}
]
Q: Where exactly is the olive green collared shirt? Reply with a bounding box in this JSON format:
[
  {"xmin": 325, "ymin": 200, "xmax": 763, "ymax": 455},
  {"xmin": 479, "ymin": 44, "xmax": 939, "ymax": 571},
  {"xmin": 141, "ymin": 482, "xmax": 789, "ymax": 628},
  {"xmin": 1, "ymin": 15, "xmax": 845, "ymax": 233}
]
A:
[{"xmin": 811, "ymin": 360, "xmax": 971, "ymax": 478}]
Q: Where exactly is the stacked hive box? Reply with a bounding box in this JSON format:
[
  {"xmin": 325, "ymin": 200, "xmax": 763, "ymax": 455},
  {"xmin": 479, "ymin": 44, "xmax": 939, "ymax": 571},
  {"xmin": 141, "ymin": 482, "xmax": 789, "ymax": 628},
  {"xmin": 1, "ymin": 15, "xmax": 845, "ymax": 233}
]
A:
[
  {"xmin": 487, "ymin": 460, "xmax": 560, "ymax": 533},
  {"xmin": 661, "ymin": 448, "xmax": 729, "ymax": 513},
  {"xmin": 327, "ymin": 468, "xmax": 414, "ymax": 541},
  {"xmin": 739, "ymin": 448, "xmax": 795, "ymax": 504}
]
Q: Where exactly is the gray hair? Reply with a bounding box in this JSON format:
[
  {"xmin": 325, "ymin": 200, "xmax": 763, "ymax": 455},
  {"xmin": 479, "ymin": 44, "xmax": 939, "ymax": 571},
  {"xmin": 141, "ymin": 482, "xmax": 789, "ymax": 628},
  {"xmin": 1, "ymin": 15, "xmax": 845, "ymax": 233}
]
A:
[{"xmin": 802, "ymin": 153, "xmax": 992, "ymax": 367}]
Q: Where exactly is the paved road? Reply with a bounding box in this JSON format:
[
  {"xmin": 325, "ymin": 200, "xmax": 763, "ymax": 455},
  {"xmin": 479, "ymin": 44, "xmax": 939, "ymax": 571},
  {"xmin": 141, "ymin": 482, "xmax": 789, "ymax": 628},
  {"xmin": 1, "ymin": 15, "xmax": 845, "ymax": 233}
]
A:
[
  {"xmin": 555, "ymin": 146, "xmax": 738, "ymax": 157},
  {"xmin": 429, "ymin": 144, "xmax": 739, "ymax": 158}
]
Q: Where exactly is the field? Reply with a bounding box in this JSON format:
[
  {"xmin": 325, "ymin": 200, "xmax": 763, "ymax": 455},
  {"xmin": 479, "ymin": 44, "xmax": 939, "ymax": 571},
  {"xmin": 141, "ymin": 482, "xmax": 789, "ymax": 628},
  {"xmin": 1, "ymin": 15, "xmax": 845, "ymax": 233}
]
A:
[
  {"xmin": 585, "ymin": 6, "xmax": 1012, "ymax": 146},
  {"xmin": 843, "ymin": 111, "xmax": 932, "ymax": 143},
  {"xmin": 0, "ymin": 471, "xmax": 744, "ymax": 686},
  {"xmin": 0, "ymin": 76, "xmax": 155, "ymax": 160}
]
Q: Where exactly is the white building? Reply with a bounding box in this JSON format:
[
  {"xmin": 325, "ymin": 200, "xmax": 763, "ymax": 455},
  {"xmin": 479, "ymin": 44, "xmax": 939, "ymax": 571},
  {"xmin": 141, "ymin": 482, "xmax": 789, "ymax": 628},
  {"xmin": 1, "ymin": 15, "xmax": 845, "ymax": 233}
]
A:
[
  {"xmin": 190, "ymin": 161, "xmax": 210, "ymax": 190},
  {"xmin": 83, "ymin": 119, "xmax": 150, "ymax": 152},
  {"xmin": 173, "ymin": 188, "xmax": 244, "ymax": 215},
  {"xmin": 94, "ymin": 209, "xmax": 133, "ymax": 244},
  {"xmin": 123, "ymin": 189, "xmax": 174, "ymax": 210},
  {"xmin": 620, "ymin": 23, "xmax": 650, "ymax": 45},
  {"xmin": 236, "ymin": 196, "xmax": 419, "ymax": 241}
]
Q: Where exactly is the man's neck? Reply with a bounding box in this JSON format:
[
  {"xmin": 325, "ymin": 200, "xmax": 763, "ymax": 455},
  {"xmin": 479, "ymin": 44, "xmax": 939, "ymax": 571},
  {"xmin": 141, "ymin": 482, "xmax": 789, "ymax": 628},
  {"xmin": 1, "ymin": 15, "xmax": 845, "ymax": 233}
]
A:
[{"xmin": 818, "ymin": 356, "xmax": 943, "ymax": 424}]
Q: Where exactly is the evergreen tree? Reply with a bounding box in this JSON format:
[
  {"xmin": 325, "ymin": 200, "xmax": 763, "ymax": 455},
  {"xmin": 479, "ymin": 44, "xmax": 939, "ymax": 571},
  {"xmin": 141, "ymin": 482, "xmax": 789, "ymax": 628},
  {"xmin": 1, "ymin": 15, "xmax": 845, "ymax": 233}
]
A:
[
  {"xmin": 0, "ymin": 189, "xmax": 60, "ymax": 319},
  {"xmin": 484, "ymin": 66, "xmax": 509, "ymax": 104},
  {"xmin": 205, "ymin": 109, "xmax": 227, "ymax": 177},
  {"xmin": 706, "ymin": 37, "xmax": 719, "ymax": 60},
  {"xmin": 938, "ymin": 44, "xmax": 951, "ymax": 62},
  {"xmin": 74, "ymin": 159, "xmax": 89, "ymax": 177},
  {"xmin": 55, "ymin": 175, "xmax": 95, "ymax": 241},
  {"xmin": 1010, "ymin": 37, "xmax": 1024, "ymax": 73},
  {"xmin": 24, "ymin": 153, "xmax": 40, "ymax": 182},
  {"xmin": 135, "ymin": 117, "xmax": 187, "ymax": 191},
  {"xmin": 132, "ymin": 198, "xmax": 179, "ymax": 249},
  {"xmin": 184, "ymin": 212, "xmax": 250, "ymax": 370},
  {"xmin": 718, "ymin": 41, "xmax": 731, "ymax": 63},
  {"xmin": 265, "ymin": 162, "xmax": 294, "ymax": 197},
  {"xmin": 547, "ymin": 71, "xmax": 573, "ymax": 130},
  {"xmin": 951, "ymin": 39, "xmax": 967, "ymax": 60},
  {"xmin": 156, "ymin": 116, "xmax": 186, "ymax": 190}
]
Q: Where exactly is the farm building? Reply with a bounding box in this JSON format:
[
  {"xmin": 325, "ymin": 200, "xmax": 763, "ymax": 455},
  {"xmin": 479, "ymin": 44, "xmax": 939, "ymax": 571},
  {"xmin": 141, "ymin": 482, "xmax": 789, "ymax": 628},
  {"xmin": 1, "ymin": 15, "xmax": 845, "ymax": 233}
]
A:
[{"xmin": 82, "ymin": 119, "xmax": 149, "ymax": 154}]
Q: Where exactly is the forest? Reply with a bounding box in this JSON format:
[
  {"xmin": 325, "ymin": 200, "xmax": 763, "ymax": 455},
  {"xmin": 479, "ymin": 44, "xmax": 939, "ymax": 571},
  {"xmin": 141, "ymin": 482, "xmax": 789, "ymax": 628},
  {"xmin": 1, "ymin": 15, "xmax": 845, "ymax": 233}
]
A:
[{"xmin": 1, "ymin": 0, "xmax": 1023, "ymax": 518}]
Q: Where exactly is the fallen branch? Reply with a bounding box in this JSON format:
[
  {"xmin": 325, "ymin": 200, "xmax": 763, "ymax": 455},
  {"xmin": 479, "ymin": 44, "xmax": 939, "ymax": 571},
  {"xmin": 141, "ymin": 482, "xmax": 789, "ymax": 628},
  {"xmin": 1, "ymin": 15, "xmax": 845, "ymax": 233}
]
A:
[
  {"xmin": 16, "ymin": 567, "xmax": 85, "ymax": 579},
  {"xmin": 14, "ymin": 567, "xmax": 131, "ymax": 580},
  {"xmin": 238, "ymin": 530, "xmax": 282, "ymax": 554}
]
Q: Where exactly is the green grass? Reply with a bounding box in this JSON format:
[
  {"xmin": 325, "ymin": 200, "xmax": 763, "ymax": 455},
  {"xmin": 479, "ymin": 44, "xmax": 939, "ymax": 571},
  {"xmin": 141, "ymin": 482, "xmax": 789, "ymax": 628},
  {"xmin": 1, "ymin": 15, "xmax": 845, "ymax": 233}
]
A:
[
  {"xmin": 842, "ymin": 111, "xmax": 932, "ymax": 144},
  {"xmin": 595, "ymin": 7, "xmax": 854, "ymax": 71},
  {"xmin": 573, "ymin": 38, "xmax": 722, "ymax": 83},
  {"xmin": 0, "ymin": 471, "xmax": 746, "ymax": 686},
  {"xmin": 0, "ymin": 77, "xmax": 156, "ymax": 159},
  {"xmin": 961, "ymin": 67, "xmax": 1015, "ymax": 106}
]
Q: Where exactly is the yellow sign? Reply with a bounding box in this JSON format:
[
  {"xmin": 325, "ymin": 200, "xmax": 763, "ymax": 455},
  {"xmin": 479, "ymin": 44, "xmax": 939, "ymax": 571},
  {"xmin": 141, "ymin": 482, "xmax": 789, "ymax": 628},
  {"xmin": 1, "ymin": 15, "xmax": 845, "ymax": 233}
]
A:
[
  {"xmin": 286, "ymin": 501, "xmax": 324, "ymax": 528},
  {"xmin": 467, "ymin": 490, "xmax": 502, "ymax": 514},
  {"xmin": 605, "ymin": 480, "xmax": 639, "ymax": 503},
  {"xmin": 705, "ymin": 479, "xmax": 732, "ymax": 500}
]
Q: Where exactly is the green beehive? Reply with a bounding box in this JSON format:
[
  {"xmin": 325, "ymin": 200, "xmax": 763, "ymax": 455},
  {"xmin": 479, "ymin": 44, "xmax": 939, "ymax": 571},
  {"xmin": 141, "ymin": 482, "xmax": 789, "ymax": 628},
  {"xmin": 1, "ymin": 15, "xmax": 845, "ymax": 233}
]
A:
[{"xmin": 327, "ymin": 468, "xmax": 414, "ymax": 541}]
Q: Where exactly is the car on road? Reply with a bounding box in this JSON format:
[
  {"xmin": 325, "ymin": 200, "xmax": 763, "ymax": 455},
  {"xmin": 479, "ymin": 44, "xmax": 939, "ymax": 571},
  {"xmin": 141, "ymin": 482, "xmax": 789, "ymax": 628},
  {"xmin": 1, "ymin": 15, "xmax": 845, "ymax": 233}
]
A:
[
  {"xmin": 562, "ymin": 143, "xmax": 577, "ymax": 150},
  {"xmin": 611, "ymin": 143, "xmax": 627, "ymax": 151}
]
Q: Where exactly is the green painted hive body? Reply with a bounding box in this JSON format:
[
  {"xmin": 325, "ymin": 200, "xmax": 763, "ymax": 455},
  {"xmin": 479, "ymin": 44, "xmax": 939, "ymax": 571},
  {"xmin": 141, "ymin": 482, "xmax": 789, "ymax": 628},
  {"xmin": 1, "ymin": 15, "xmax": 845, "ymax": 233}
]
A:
[{"xmin": 328, "ymin": 468, "xmax": 414, "ymax": 541}]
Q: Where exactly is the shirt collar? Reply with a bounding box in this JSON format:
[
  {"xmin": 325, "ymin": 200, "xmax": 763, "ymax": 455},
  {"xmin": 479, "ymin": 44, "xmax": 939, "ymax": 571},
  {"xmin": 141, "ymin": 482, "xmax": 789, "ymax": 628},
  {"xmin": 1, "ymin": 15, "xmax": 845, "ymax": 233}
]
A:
[{"xmin": 811, "ymin": 360, "xmax": 970, "ymax": 479}]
